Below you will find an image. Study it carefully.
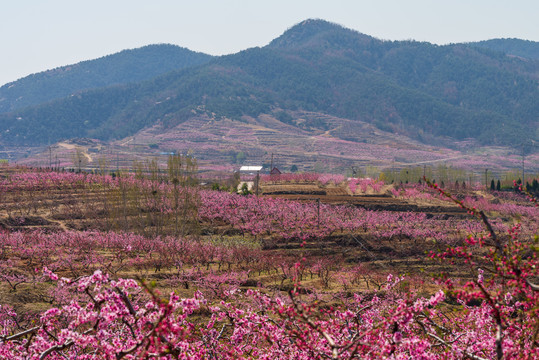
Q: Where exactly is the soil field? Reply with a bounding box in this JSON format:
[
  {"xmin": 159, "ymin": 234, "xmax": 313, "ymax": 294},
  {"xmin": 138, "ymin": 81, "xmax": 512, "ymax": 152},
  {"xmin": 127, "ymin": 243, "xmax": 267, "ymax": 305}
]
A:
[
  {"xmin": 265, "ymin": 193, "xmax": 467, "ymax": 217},
  {"xmin": 262, "ymin": 181, "xmax": 468, "ymax": 218}
]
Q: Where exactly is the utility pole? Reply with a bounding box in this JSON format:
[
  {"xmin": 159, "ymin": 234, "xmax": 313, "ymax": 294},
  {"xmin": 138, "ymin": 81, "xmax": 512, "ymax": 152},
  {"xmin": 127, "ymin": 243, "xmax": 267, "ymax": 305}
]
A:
[
  {"xmin": 317, "ymin": 198, "xmax": 320, "ymax": 229},
  {"xmin": 485, "ymin": 168, "xmax": 488, "ymax": 191},
  {"xmin": 521, "ymin": 144, "xmax": 525, "ymax": 184},
  {"xmin": 270, "ymin": 153, "xmax": 274, "ymax": 171},
  {"xmin": 255, "ymin": 171, "xmax": 260, "ymax": 197},
  {"xmin": 49, "ymin": 146, "xmax": 52, "ymax": 168}
]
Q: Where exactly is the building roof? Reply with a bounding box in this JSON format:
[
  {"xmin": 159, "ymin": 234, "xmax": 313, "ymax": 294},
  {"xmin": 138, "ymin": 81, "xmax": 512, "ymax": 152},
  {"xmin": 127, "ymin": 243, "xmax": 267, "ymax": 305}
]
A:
[{"xmin": 240, "ymin": 165, "xmax": 263, "ymax": 172}]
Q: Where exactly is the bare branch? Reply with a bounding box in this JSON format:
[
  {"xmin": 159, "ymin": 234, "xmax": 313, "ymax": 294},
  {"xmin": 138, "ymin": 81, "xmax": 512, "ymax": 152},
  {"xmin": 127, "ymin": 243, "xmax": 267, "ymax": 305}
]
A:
[
  {"xmin": 39, "ymin": 340, "xmax": 74, "ymax": 360},
  {"xmin": 2, "ymin": 326, "xmax": 40, "ymax": 342},
  {"xmin": 425, "ymin": 332, "xmax": 488, "ymax": 360}
]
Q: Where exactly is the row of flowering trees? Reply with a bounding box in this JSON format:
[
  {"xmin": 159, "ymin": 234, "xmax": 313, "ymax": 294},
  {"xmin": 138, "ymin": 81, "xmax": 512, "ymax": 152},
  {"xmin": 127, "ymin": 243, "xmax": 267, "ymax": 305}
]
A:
[
  {"xmin": 260, "ymin": 172, "xmax": 386, "ymax": 194},
  {"xmin": 1, "ymin": 169, "xmax": 494, "ymax": 243}
]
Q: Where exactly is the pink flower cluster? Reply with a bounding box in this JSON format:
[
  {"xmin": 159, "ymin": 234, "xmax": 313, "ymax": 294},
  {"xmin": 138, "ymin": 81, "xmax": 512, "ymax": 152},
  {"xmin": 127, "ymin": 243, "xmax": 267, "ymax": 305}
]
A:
[
  {"xmin": 348, "ymin": 178, "xmax": 385, "ymax": 194},
  {"xmin": 0, "ymin": 262, "xmax": 535, "ymax": 359}
]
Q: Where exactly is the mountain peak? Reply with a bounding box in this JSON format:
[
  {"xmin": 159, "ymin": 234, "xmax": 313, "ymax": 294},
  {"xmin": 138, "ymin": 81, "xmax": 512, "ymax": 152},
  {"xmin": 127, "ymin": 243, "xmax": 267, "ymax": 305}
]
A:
[
  {"xmin": 268, "ymin": 18, "xmax": 373, "ymax": 50},
  {"xmin": 290, "ymin": 18, "xmax": 344, "ymax": 32}
]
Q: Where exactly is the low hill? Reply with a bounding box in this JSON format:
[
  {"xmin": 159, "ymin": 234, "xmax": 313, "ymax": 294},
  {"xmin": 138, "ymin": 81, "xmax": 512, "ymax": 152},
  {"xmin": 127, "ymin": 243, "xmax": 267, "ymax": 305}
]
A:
[{"xmin": 0, "ymin": 44, "xmax": 212, "ymax": 113}]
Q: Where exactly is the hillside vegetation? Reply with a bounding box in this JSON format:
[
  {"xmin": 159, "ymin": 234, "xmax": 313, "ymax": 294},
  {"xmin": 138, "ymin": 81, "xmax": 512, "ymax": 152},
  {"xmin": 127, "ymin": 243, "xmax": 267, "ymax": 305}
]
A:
[
  {"xmin": 470, "ymin": 38, "xmax": 539, "ymax": 60},
  {"xmin": 0, "ymin": 44, "xmax": 212, "ymax": 113},
  {"xmin": 0, "ymin": 19, "xmax": 537, "ymax": 148}
]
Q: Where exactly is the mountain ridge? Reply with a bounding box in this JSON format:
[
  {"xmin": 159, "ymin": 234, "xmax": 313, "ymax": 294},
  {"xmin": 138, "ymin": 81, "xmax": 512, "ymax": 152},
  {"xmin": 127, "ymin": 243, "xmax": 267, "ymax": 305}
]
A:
[
  {"xmin": 0, "ymin": 44, "xmax": 212, "ymax": 113},
  {"xmin": 469, "ymin": 38, "xmax": 539, "ymax": 60},
  {"xmin": 0, "ymin": 19, "xmax": 537, "ymax": 152}
]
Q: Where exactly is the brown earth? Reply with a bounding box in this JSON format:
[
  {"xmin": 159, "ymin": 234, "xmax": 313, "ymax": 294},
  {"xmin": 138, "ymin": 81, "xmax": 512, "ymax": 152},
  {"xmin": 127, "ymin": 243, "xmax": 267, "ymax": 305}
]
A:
[{"xmin": 262, "ymin": 181, "xmax": 467, "ymax": 218}]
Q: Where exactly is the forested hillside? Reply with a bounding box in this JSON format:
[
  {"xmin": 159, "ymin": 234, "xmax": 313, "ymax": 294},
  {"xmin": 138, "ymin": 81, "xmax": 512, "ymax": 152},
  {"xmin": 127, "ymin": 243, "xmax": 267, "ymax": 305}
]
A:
[
  {"xmin": 0, "ymin": 44, "xmax": 212, "ymax": 113},
  {"xmin": 0, "ymin": 19, "xmax": 537, "ymax": 148},
  {"xmin": 470, "ymin": 38, "xmax": 539, "ymax": 60}
]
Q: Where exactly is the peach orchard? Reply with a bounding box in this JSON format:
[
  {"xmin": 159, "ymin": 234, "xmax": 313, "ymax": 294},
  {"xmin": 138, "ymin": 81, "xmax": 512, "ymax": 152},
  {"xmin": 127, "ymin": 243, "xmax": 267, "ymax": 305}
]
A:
[{"xmin": 0, "ymin": 166, "xmax": 536, "ymax": 359}]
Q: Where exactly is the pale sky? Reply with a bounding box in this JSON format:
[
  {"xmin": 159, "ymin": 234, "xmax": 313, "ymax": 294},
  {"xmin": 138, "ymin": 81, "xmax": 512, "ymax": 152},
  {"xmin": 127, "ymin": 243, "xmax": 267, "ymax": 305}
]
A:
[{"xmin": 1, "ymin": 0, "xmax": 538, "ymax": 86}]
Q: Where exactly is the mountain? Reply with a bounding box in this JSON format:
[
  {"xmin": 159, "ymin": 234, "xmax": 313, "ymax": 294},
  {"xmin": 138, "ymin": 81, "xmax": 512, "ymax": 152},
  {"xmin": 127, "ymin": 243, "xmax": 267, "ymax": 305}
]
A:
[
  {"xmin": 470, "ymin": 38, "xmax": 539, "ymax": 60},
  {"xmin": 0, "ymin": 19, "xmax": 538, "ymax": 149},
  {"xmin": 0, "ymin": 44, "xmax": 212, "ymax": 113}
]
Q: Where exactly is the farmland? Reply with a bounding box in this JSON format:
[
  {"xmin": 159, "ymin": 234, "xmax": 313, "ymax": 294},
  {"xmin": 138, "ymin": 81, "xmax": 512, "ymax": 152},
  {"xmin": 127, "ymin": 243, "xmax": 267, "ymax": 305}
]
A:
[{"xmin": 0, "ymin": 163, "xmax": 537, "ymax": 359}]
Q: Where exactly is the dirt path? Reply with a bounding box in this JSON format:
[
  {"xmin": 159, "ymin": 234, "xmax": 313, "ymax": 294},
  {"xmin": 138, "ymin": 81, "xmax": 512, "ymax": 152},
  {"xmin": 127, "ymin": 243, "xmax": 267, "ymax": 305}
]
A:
[
  {"xmin": 58, "ymin": 142, "xmax": 92, "ymax": 162},
  {"xmin": 58, "ymin": 142, "xmax": 77, "ymax": 150}
]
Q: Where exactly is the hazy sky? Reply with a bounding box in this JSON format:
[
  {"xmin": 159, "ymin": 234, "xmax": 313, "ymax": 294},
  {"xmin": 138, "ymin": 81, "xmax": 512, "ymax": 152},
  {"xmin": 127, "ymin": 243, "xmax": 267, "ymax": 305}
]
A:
[{"xmin": 1, "ymin": 0, "xmax": 538, "ymax": 86}]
